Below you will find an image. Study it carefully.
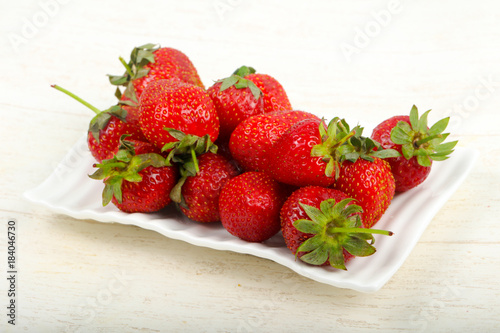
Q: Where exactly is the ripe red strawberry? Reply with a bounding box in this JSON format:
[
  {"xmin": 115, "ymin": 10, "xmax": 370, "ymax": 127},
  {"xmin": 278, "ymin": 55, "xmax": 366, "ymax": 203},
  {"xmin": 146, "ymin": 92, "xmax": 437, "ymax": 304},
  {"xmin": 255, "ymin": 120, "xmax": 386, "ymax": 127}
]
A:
[
  {"xmin": 266, "ymin": 117, "xmax": 338, "ymax": 187},
  {"xmin": 234, "ymin": 66, "xmax": 292, "ymax": 113},
  {"xmin": 207, "ymin": 70, "xmax": 265, "ymax": 141},
  {"xmin": 139, "ymin": 79, "xmax": 219, "ymax": 151},
  {"xmin": 280, "ymin": 186, "xmax": 393, "ymax": 270},
  {"xmin": 51, "ymin": 84, "xmax": 146, "ymax": 163},
  {"xmin": 229, "ymin": 110, "xmax": 319, "ymax": 172},
  {"xmin": 333, "ymin": 157, "xmax": 395, "ymax": 228},
  {"xmin": 219, "ymin": 172, "xmax": 288, "ymax": 242},
  {"xmin": 170, "ymin": 152, "xmax": 239, "ymax": 223},
  {"xmin": 371, "ymin": 105, "xmax": 458, "ymax": 192},
  {"xmin": 89, "ymin": 137, "xmax": 178, "ymax": 213},
  {"xmin": 109, "ymin": 44, "xmax": 204, "ymax": 102}
]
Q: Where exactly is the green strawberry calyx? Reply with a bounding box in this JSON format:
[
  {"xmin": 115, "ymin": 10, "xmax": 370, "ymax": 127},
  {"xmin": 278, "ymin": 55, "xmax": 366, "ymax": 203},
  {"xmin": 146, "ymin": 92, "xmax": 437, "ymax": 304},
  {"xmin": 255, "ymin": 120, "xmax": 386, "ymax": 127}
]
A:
[
  {"xmin": 390, "ymin": 105, "xmax": 458, "ymax": 167},
  {"xmin": 311, "ymin": 118, "xmax": 400, "ymax": 179},
  {"xmin": 51, "ymin": 84, "xmax": 128, "ymax": 144},
  {"xmin": 89, "ymin": 136, "xmax": 168, "ymax": 206},
  {"xmin": 294, "ymin": 198, "xmax": 393, "ymax": 270},
  {"xmin": 162, "ymin": 128, "xmax": 218, "ymax": 208},
  {"xmin": 217, "ymin": 65, "xmax": 262, "ymax": 100},
  {"xmin": 108, "ymin": 43, "xmax": 160, "ymax": 103}
]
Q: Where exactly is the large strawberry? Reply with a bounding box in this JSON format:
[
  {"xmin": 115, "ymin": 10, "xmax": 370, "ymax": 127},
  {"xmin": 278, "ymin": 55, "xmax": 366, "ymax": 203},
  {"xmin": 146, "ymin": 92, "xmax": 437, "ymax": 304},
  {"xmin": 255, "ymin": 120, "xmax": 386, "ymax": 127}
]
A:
[
  {"xmin": 229, "ymin": 110, "xmax": 319, "ymax": 172},
  {"xmin": 51, "ymin": 84, "xmax": 146, "ymax": 162},
  {"xmin": 170, "ymin": 152, "xmax": 239, "ymax": 223},
  {"xmin": 371, "ymin": 105, "xmax": 458, "ymax": 192},
  {"xmin": 109, "ymin": 44, "xmax": 204, "ymax": 103},
  {"xmin": 139, "ymin": 79, "xmax": 219, "ymax": 152},
  {"xmin": 89, "ymin": 137, "xmax": 179, "ymax": 213},
  {"xmin": 280, "ymin": 186, "xmax": 393, "ymax": 270},
  {"xmin": 219, "ymin": 171, "xmax": 288, "ymax": 242},
  {"xmin": 233, "ymin": 66, "xmax": 292, "ymax": 113},
  {"xmin": 207, "ymin": 70, "xmax": 265, "ymax": 141},
  {"xmin": 266, "ymin": 117, "xmax": 354, "ymax": 187}
]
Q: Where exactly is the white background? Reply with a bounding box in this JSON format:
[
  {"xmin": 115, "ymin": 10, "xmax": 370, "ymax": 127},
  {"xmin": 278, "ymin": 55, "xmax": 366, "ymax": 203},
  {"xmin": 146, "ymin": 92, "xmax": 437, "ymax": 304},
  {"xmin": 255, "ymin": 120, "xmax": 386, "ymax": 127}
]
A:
[{"xmin": 1, "ymin": 0, "xmax": 499, "ymax": 332}]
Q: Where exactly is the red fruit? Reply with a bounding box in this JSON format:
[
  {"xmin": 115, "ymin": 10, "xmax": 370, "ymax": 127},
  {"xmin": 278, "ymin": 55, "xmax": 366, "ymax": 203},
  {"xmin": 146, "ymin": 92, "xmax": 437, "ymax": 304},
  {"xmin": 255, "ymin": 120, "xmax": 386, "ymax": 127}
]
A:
[
  {"xmin": 139, "ymin": 79, "xmax": 219, "ymax": 150},
  {"xmin": 281, "ymin": 186, "xmax": 354, "ymax": 265},
  {"xmin": 371, "ymin": 105, "xmax": 458, "ymax": 192},
  {"xmin": 90, "ymin": 137, "xmax": 178, "ymax": 213},
  {"xmin": 109, "ymin": 44, "xmax": 204, "ymax": 102},
  {"xmin": 280, "ymin": 186, "xmax": 393, "ymax": 270},
  {"xmin": 219, "ymin": 172, "xmax": 288, "ymax": 242},
  {"xmin": 207, "ymin": 71, "xmax": 265, "ymax": 141},
  {"xmin": 235, "ymin": 66, "xmax": 292, "ymax": 113},
  {"xmin": 171, "ymin": 153, "xmax": 239, "ymax": 223},
  {"xmin": 51, "ymin": 85, "xmax": 146, "ymax": 163},
  {"xmin": 229, "ymin": 110, "xmax": 319, "ymax": 172},
  {"xmin": 266, "ymin": 118, "xmax": 336, "ymax": 187},
  {"xmin": 333, "ymin": 157, "xmax": 395, "ymax": 228}
]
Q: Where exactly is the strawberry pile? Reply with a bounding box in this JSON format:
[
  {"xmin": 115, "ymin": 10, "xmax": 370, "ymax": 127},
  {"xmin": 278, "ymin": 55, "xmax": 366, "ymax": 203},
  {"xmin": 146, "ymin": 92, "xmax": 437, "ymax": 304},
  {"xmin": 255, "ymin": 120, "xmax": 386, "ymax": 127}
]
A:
[{"xmin": 53, "ymin": 43, "xmax": 458, "ymax": 271}]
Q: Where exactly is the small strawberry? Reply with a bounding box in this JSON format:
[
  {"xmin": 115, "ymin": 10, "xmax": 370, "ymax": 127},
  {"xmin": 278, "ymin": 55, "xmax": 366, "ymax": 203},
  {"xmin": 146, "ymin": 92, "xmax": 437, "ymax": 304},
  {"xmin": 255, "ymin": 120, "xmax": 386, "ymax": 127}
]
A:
[
  {"xmin": 234, "ymin": 66, "xmax": 292, "ymax": 113},
  {"xmin": 280, "ymin": 186, "xmax": 393, "ymax": 270},
  {"xmin": 371, "ymin": 105, "xmax": 458, "ymax": 192},
  {"xmin": 170, "ymin": 152, "xmax": 240, "ymax": 223},
  {"xmin": 89, "ymin": 136, "xmax": 179, "ymax": 213},
  {"xmin": 229, "ymin": 110, "xmax": 319, "ymax": 172},
  {"xmin": 109, "ymin": 44, "xmax": 204, "ymax": 102},
  {"xmin": 51, "ymin": 84, "xmax": 146, "ymax": 162},
  {"xmin": 219, "ymin": 172, "xmax": 288, "ymax": 242},
  {"xmin": 333, "ymin": 156, "xmax": 395, "ymax": 228},
  {"xmin": 139, "ymin": 79, "xmax": 220, "ymax": 151},
  {"xmin": 207, "ymin": 69, "xmax": 265, "ymax": 141}
]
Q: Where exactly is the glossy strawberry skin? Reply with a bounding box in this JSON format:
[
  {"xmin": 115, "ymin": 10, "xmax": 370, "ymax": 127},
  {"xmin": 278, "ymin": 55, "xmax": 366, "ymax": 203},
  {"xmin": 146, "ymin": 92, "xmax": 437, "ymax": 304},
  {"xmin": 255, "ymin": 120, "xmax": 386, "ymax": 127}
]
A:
[
  {"xmin": 266, "ymin": 118, "xmax": 336, "ymax": 187},
  {"xmin": 229, "ymin": 110, "xmax": 319, "ymax": 172},
  {"xmin": 180, "ymin": 153, "xmax": 239, "ymax": 223},
  {"xmin": 333, "ymin": 157, "xmax": 395, "ymax": 228},
  {"xmin": 112, "ymin": 164, "xmax": 179, "ymax": 213},
  {"xmin": 139, "ymin": 79, "xmax": 219, "ymax": 150},
  {"xmin": 280, "ymin": 186, "xmax": 355, "ymax": 264},
  {"xmin": 245, "ymin": 73, "xmax": 292, "ymax": 113},
  {"xmin": 371, "ymin": 116, "xmax": 432, "ymax": 192},
  {"xmin": 87, "ymin": 116, "xmax": 146, "ymax": 162},
  {"xmin": 132, "ymin": 47, "xmax": 204, "ymax": 98},
  {"xmin": 219, "ymin": 172, "xmax": 288, "ymax": 242},
  {"xmin": 207, "ymin": 81, "xmax": 265, "ymax": 141}
]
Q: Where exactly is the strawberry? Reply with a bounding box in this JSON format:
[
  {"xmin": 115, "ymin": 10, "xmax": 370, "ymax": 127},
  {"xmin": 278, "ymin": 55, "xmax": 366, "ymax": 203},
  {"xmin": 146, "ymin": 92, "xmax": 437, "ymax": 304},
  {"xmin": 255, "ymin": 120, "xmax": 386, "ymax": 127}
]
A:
[
  {"xmin": 51, "ymin": 84, "xmax": 146, "ymax": 163},
  {"xmin": 229, "ymin": 110, "xmax": 319, "ymax": 172},
  {"xmin": 109, "ymin": 44, "xmax": 204, "ymax": 103},
  {"xmin": 207, "ymin": 69, "xmax": 265, "ymax": 141},
  {"xmin": 234, "ymin": 66, "xmax": 292, "ymax": 113},
  {"xmin": 333, "ymin": 156, "xmax": 395, "ymax": 228},
  {"xmin": 266, "ymin": 117, "xmax": 340, "ymax": 187},
  {"xmin": 371, "ymin": 105, "xmax": 458, "ymax": 192},
  {"xmin": 170, "ymin": 152, "xmax": 239, "ymax": 223},
  {"xmin": 219, "ymin": 171, "xmax": 288, "ymax": 242},
  {"xmin": 280, "ymin": 186, "xmax": 393, "ymax": 270},
  {"xmin": 139, "ymin": 79, "xmax": 219, "ymax": 152},
  {"xmin": 89, "ymin": 137, "xmax": 179, "ymax": 213}
]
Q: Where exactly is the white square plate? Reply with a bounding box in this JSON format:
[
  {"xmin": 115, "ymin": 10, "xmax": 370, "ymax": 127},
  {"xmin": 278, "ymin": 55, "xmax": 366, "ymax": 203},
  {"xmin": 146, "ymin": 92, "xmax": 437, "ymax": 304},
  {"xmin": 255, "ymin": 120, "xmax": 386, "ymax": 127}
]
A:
[{"xmin": 24, "ymin": 134, "xmax": 478, "ymax": 292}]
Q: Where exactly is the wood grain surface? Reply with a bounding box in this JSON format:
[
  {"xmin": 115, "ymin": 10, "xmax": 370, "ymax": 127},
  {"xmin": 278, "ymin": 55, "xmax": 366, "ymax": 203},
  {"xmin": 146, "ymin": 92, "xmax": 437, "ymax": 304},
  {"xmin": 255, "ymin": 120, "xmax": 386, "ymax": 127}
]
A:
[{"xmin": 1, "ymin": 0, "xmax": 499, "ymax": 332}]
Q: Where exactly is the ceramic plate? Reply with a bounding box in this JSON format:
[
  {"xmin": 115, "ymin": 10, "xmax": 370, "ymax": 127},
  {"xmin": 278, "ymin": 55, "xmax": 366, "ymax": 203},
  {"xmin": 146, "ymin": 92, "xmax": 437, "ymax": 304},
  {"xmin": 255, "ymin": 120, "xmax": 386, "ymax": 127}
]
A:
[{"xmin": 24, "ymin": 134, "xmax": 478, "ymax": 292}]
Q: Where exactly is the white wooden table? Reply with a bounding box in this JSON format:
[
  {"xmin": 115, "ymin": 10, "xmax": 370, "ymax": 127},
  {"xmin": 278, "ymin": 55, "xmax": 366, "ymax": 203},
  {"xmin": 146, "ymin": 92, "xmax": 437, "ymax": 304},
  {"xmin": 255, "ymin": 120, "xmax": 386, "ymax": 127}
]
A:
[{"xmin": 1, "ymin": 0, "xmax": 499, "ymax": 331}]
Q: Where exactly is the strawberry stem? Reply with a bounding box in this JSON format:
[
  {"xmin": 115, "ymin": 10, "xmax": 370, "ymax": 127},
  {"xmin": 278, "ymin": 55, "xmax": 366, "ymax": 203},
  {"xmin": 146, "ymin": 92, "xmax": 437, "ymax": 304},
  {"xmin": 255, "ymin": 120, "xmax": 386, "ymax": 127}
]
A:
[
  {"xmin": 51, "ymin": 84, "xmax": 101, "ymax": 115},
  {"xmin": 191, "ymin": 146, "xmax": 200, "ymax": 173},
  {"xmin": 415, "ymin": 133, "xmax": 442, "ymax": 147},
  {"xmin": 119, "ymin": 56, "xmax": 134, "ymax": 77},
  {"xmin": 327, "ymin": 227, "xmax": 394, "ymax": 236}
]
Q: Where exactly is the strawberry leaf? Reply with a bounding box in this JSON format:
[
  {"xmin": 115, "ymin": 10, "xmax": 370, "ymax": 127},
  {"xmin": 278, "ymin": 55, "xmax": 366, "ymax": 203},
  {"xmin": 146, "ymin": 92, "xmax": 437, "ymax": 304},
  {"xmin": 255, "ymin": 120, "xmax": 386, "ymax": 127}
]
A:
[{"xmin": 293, "ymin": 198, "xmax": 392, "ymax": 269}]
